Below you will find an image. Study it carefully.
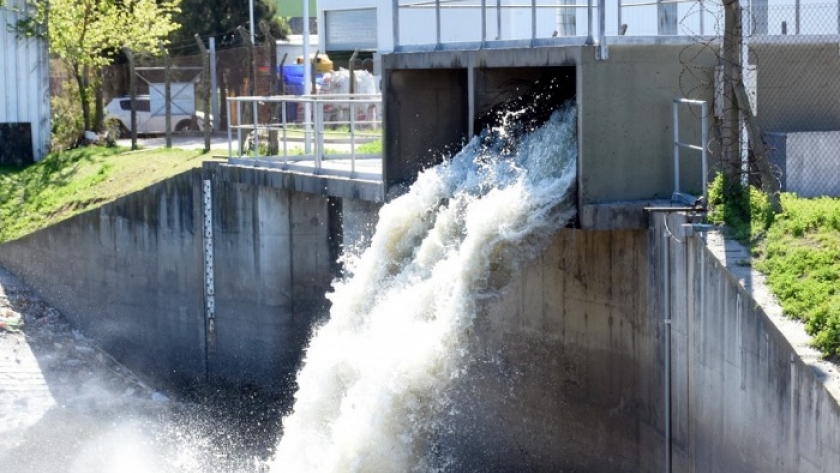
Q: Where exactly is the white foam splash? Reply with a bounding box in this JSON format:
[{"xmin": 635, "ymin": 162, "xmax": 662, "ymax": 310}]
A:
[{"xmin": 271, "ymin": 104, "xmax": 578, "ymax": 473}]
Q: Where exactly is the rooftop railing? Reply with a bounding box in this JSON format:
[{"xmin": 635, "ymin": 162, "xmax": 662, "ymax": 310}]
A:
[
  {"xmin": 392, "ymin": 1, "xmax": 840, "ymax": 53},
  {"xmin": 227, "ymin": 94, "xmax": 383, "ymax": 181}
]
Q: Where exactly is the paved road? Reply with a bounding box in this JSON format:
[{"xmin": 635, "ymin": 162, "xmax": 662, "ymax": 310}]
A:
[{"xmin": 115, "ymin": 133, "xmax": 230, "ymax": 151}]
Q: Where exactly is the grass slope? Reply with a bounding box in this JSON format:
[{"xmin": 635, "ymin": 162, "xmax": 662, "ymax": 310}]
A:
[
  {"xmin": 0, "ymin": 146, "xmax": 217, "ymax": 243},
  {"xmin": 753, "ymin": 193, "xmax": 840, "ymax": 357}
]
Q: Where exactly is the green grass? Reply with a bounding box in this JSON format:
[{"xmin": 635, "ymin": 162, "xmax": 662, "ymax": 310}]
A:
[
  {"xmin": 707, "ymin": 172, "xmax": 774, "ymax": 242},
  {"xmin": 707, "ymin": 172, "xmax": 840, "ymax": 357},
  {"xmin": 0, "ymin": 146, "xmax": 219, "ymax": 243},
  {"xmin": 752, "ymin": 193, "xmax": 840, "ymax": 357},
  {"xmin": 356, "ymin": 138, "xmax": 382, "ymax": 155}
]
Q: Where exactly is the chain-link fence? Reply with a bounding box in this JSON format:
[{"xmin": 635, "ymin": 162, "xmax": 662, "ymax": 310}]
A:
[
  {"xmin": 675, "ymin": 2, "xmax": 840, "ymax": 198},
  {"xmin": 750, "ymin": 3, "xmax": 840, "ymax": 198},
  {"xmin": 103, "ymin": 36, "xmax": 281, "ymax": 137}
]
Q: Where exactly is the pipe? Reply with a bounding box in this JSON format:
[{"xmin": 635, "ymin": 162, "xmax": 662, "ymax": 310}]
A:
[
  {"xmin": 303, "ymin": 0, "xmax": 311, "ymax": 154},
  {"xmin": 481, "ymin": 0, "xmax": 487, "ymax": 43},
  {"xmin": 436, "ymin": 0, "xmax": 441, "ymax": 47},
  {"xmin": 532, "ymin": 0, "xmax": 537, "ymax": 41},
  {"xmin": 663, "ymin": 218, "xmax": 672, "ymax": 473},
  {"xmin": 393, "ymin": 0, "xmax": 400, "ymax": 49},
  {"xmin": 598, "ymin": 0, "xmax": 608, "ymax": 59},
  {"xmin": 673, "ymin": 100, "xmax": 680, "ymax": 194}
]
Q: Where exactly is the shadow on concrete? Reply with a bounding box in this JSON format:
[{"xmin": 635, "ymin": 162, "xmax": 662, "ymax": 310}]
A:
[{"xmin": 0, "ymin": 266, "xmax": 291, "ymax": 473}]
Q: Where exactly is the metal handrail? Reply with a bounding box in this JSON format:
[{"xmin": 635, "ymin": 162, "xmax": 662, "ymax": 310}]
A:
[
  {"xmin": 672, "ymin": 97, "xmax": 708, "ymax": 205},
  {"xmin": 392, "ymin": 0, "xmax": 727, "ymax": 51},
  {"xmin": 394, "ymin": 0, "xmax": 606, "ymax": 47},
  {"xmin": 226, "ymin": 94, "xmax": 383, "ymax": 181},
  {"xmin": 392, "ymin": 0, "xmax": 831, "ymax": 48}
]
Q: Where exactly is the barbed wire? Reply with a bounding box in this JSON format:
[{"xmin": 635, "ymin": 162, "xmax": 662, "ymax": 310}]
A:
[{"xmin": 677, "ymin": 0, "xmax": 787, "ymax": 194}]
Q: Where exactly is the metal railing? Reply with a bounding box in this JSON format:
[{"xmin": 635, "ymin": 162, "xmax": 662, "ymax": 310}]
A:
[
  {"xmin": 672, "ymin": 97, "xmax": 709, "ymax": 205},
  {"xmin": 393, "ymin": 0, "xmax": 607, "ymax": 55},
  {"xmin": 395, "ymin": 1, "xmax": 840, "ymax": 53},
  {"xmin": 227, "ymin": 94, "xmax": 383, "ymax": 181}
]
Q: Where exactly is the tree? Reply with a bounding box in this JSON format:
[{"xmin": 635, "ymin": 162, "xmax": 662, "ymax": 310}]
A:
[
  {"xmin": 18, "ymin": 0, "xmax": 182, "ymax": 131},
  {"xmin": 720, "ymin": 0, "xmax": 779, "ymax": 210},
  {"xmin": 169, "ymin": 0, "xmax": 288, "ymax": 55}
]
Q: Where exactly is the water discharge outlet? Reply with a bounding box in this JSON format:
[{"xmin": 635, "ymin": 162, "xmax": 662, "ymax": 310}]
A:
[{"xmin": 271, "ymin": 103, "xmax": 579, "ymax": 471}]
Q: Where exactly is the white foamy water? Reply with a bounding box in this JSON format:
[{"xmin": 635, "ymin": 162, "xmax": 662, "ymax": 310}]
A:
[{"xmin": 271, "ymin": 104, "xmax": 578, "ymax": 473}]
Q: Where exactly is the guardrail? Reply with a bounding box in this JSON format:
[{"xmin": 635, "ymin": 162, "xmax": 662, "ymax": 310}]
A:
[
  {"xmin": 672, "ymin": 97, "xmax": 708, "ymax": 205},
  {"xmin": 226, "ymin": 94, "xmax": 382, "ymax": 181},
  {"xmin": 393, "ymin": 0, "xmax": 831, "ymax": 54}
]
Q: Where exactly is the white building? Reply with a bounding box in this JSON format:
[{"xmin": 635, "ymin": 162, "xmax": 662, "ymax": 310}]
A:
[
  {"xmin": 317, "ymin": 0, "xmax": 561, "ymax": 55},
  {"xmin": 316, "ymin": 1, "xmax": 835, "ymax": 57},
  {"xmin": 0, "ymin": 0, "xmax": 50, "ymax": 163}
]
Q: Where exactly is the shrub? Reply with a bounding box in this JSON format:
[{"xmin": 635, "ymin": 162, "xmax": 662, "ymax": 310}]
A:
[
  {"xmin": 707, "ymin": 172, "xmax": 774, "ymax": 241},
  {"xmin": 50, "ymin": 93, "xmax": 84, "ymax": 152}
]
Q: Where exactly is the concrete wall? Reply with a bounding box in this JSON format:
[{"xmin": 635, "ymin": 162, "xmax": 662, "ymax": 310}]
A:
[
  {"xmin": 439, "ymin": 228, "xmax": 662, "ymax": 472},
  {"xmin": 433, "ymin": 215, "xmax": 840, "ymax": 471},
  {"xmin": 752, "ymin": 41, "xmax": 840, "ymax": 134},
  {"xmin": 384, "ymin": 68, "xmax": 468, "ymax": 190},
  {"xmin": 208, "ymin": 175, "xmax": 332, "ymax": 388},
  {"xmin": 0, "ymin": 166, "xmax": 356, "ymax": 391},
  {"xmin": 577, "ymin": 43, "xmax": 717, "ymax": 205},
  {"xmin": 658, "ymin": 213, "xmax": 840, "ymax": 472},
  {"xmin": 0, "ymin": 172, "xmax": 207, "ymax": 384}
]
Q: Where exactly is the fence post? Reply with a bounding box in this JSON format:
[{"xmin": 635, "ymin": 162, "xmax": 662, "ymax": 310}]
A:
[
  {"xmin": 209, "ymin": 37, "xmax": 219, "ymax": 132},
  {"xmin": 261, "ymin": 21, "xmax": 279, "ymax": 155},
  {"xmin": 436, "ymin": 0, "xmax": 441, "ymax": 48},
  {"xmin": 195, "ymin": 34, "xmax": 211, "ymax": 153},
  {"xmin": 123, "ymin": 47, "xmax": 138, "ymax": 151},
  {"xmin": 237, "ymin": 26, "xmax": 259, "ymax": 155},
  {"xmin": 532, "ymin": 0, "xmax": 537, "ymax": 42},
  {"xmin": 598, "ymin": 0, "xmax": 608, "ymax": 59},
  {"xmin": 393, "ymin": 0, "xmax": 400, "ymax": 50},
  {"xmin": 311, "ymin": 49, "xmax": 320, "ymax": 95},
  {"xmin": 159, "ymin": 41, "xmax": 172, "ymax": 148},
  {"xmin": 721, "ymin": 0, "xmax": 742, "ymax": 179},
  {"xmin": 349, "ymin": 49, "xmax": 359, "ymax": 94}
]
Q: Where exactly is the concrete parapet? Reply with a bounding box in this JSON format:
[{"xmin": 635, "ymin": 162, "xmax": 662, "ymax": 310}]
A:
[{"xmin": 0, "ymin": 168, "xmax": 381, "ymax": 391}]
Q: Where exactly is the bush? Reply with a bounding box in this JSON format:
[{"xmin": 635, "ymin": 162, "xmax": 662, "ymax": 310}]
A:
[
  {"xmin": 707, "ymin": 172, "xmax": 774, "ymax": 241},
  {"xmin": 755, "ymin": 193, "xmax": 840, "ymax": 356},
  {"xmin": 50, "ymin": 93, "xmax": 84, "ymax": 152}
]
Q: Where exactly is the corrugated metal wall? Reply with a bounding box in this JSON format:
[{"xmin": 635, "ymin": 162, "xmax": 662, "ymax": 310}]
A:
[{"xmin": 0, "ymin": 0, "xmax": 50, "ymax": 161}]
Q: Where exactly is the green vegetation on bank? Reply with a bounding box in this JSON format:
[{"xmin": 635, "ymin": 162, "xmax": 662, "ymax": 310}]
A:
[
  {"xmin": 0, "ymin": 146, "xmax": 215, "ymax": 243},
  {"xmin": 754, "ymin": 195, "xmax": 840, "ymax": 357},
  {"xmin": 709, "ymin": 173, "xmax": 840, "ymax": 357}
]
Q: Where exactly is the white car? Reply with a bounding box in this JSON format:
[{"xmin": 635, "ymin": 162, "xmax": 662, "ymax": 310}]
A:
[{"xmin": 105, "ymin": 95, "xmax": 210, "ymax": 135}]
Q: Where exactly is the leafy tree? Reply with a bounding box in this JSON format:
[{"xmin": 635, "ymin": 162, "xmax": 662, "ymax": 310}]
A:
[
  {"xmin": 169, "ymin": 0, "xmax": 288, "ymax": 55},
  {"xmin": 18, "ymin": 0, "xmax": 182, "ymax": 131}
]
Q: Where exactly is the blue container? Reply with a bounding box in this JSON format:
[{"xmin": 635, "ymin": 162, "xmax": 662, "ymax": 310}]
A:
[
  {"xmin": 280, "ymin": 64, "xmax": 324, "ymax": 95},
  {"xmin": 280, "ymin": 65, "xmax": 325, "ymax": 123}
]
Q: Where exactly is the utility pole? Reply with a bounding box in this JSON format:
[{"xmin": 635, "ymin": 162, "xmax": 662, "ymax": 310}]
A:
[
  {"xmin": 159, "ymin": 41, "xmax": 172, "ymax": 149},
  {"xmin": 260, "ymin": 21, "xmax": 279, "ymax": 155},
  {"xmin": 124, "ymin": 47, "xmax": 138, "ymax": 151},
  {"xmin": 195, "ymin": 34, "xmax": 212, "ymax": 153},
  {"xmin": 721, "ymin": 0, "xmax": 779, "ymax": 209},
  {"xmin": 303, "ymin": 0, "xmax": 312, "ymax": 153},
  {"xmin": 720, "ymin": 0, "xmax": 742, "ymax": 179}
]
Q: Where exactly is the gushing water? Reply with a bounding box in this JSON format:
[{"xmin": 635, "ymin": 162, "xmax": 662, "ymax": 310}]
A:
[{"xmin": 271, "ymin": 103, "xmax": 578, "ymax": 473}]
